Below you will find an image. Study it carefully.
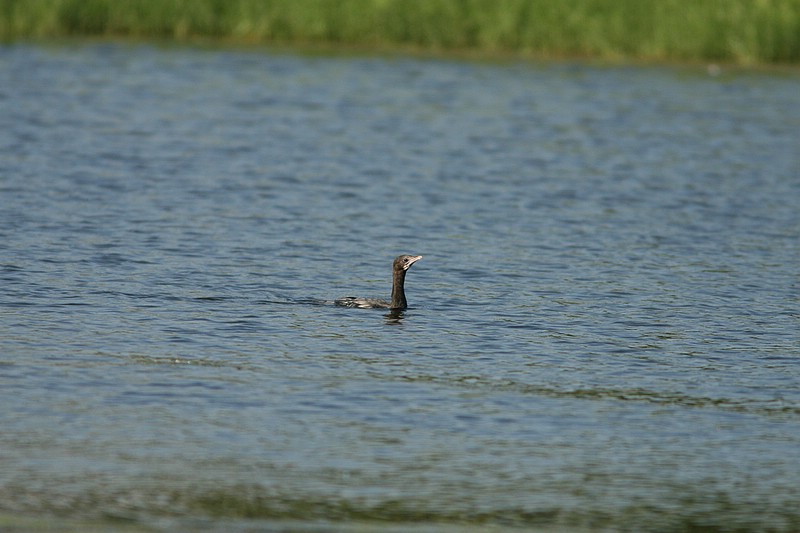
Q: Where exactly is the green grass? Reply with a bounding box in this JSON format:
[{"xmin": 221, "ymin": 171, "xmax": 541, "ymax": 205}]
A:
[{"xmin": 2, "ymin": 0, "xmax": 800, "ymax": 63}]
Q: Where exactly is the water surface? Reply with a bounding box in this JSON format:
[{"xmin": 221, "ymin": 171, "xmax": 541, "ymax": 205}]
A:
[{"xmin": 1, "ymin": 44, "xmax": 799, "ymax": 532}]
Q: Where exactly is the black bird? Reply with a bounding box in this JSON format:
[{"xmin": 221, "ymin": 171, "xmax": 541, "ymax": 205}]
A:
[{"xmin": 334, "ymin": 255, "xmax": 422, "ymax": 309}]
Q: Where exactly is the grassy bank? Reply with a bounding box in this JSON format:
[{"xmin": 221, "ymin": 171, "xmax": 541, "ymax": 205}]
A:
[{"xmin": 2, "ymin": 0, "xmax": 800, "ymax": 64}]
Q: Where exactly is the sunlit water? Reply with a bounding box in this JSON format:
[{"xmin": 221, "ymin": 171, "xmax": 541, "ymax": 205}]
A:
[{"xmin": 1, "ymin": 43, "xmax": 799, "ymax": 532}]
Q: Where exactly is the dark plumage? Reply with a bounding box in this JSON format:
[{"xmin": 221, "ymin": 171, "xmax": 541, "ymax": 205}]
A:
[{"xmin": 334, "ymin": 255, "xmax": 422, "ymax": 309}]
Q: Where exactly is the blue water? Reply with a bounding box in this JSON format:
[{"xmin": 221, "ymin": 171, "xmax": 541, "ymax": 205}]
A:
[{"xmin": 1, "ymin": 43, "xmax": 799, "ymax": 532}]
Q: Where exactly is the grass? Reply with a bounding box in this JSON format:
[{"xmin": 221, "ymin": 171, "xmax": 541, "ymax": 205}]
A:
[{"xmin": 2, "ymin": 0, "xmax": 800, "ymax": 63}]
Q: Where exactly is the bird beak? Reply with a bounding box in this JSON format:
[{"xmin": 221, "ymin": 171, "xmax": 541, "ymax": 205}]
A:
[{"xmin": 408, "ymin": 255, "xmax": 423, "ymax": 266}]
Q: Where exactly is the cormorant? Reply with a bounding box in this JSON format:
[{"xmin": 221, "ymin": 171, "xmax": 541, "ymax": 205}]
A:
[{"xmin": 334, "ymin": 255, "xmax": 422, "ymax": 309}]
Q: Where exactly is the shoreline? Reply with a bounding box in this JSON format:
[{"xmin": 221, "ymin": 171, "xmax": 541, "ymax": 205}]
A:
[
  {"xmin": 2, "ymin": 0, "xmax": 799, "ymax": 66},
  {"xmin": 7, "ymin": 36, "xmax": 800, "ymax": 76}
]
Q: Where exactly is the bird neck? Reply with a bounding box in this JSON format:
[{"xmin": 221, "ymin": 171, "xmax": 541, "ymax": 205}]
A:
[{"xmin": 390, "ymin": 269, "xmax": 408, "ymax": 309}]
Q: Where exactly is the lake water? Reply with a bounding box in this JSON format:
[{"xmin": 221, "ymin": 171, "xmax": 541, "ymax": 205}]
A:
[{"xmin": 1, "ymin": 43, "xmax": 799, "ymax": 532}]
